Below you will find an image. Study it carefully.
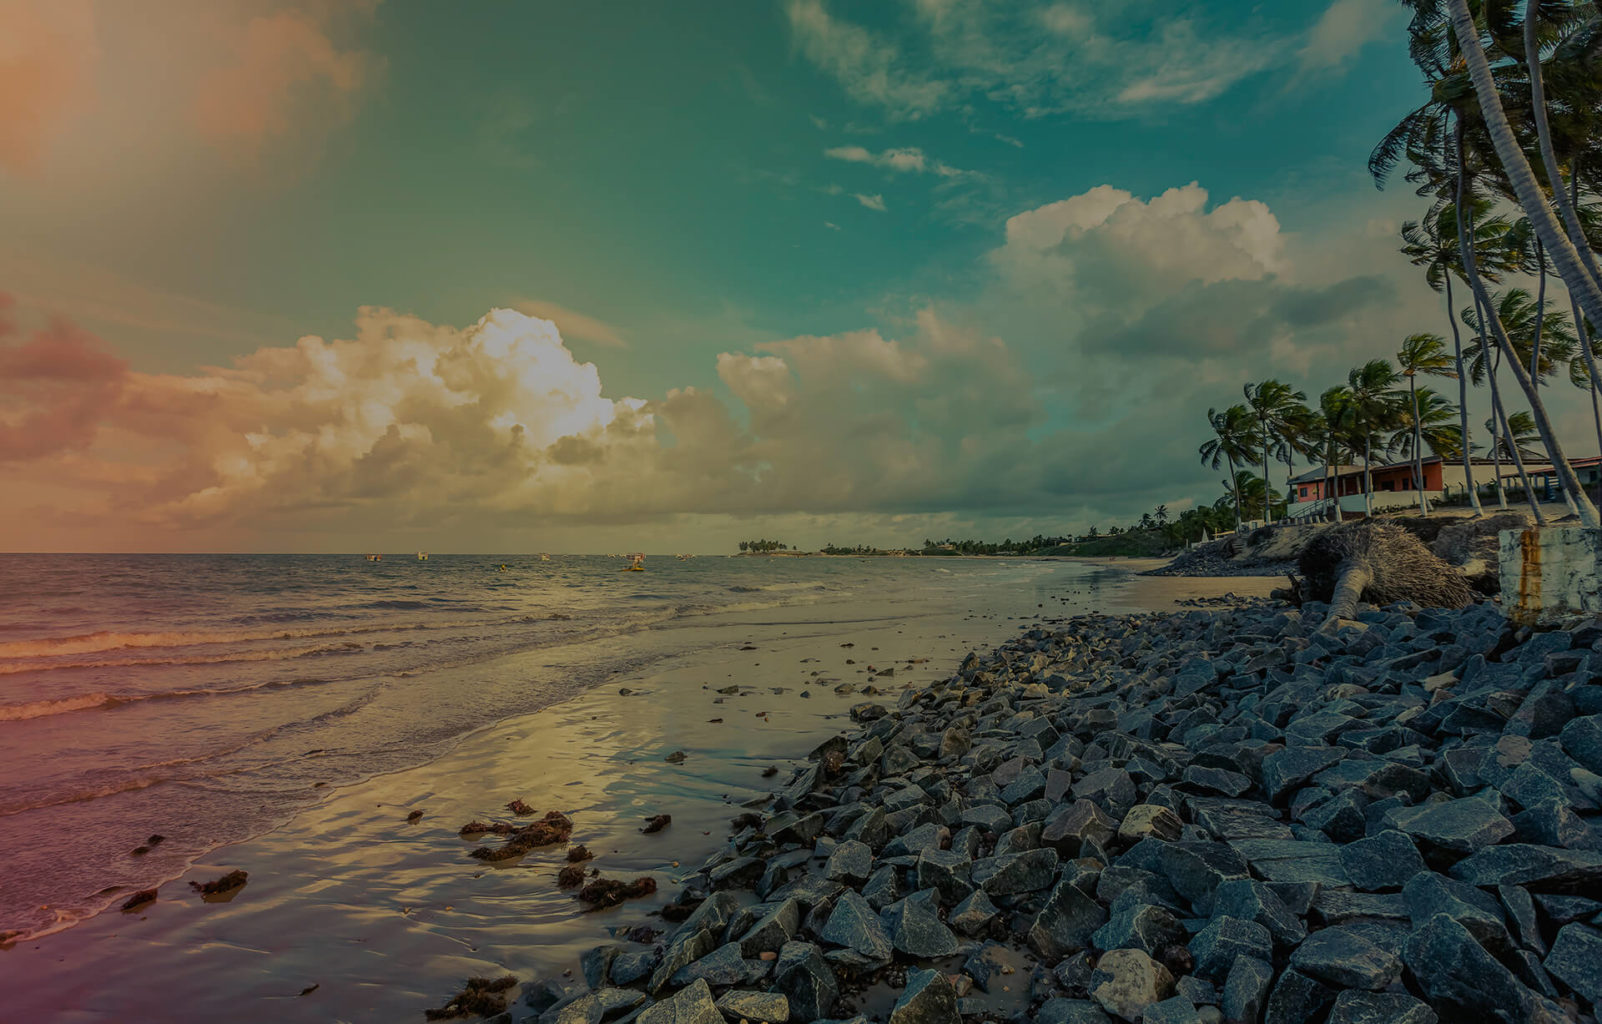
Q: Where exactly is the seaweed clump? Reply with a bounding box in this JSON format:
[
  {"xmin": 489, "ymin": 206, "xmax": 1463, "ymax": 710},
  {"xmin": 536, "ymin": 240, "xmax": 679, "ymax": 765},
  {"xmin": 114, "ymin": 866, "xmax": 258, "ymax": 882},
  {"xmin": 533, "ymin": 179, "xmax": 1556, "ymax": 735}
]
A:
[
  {"xmin": 468, "ymin": 811, "xmax": 573, "ymax": 862},
  {"xmin": 577, "ymin": 875, "xmax": 657, "ymax": 908},
  {"xmin": 423, "ymin": 975, "xmax": 517, "ymax": 1020}
]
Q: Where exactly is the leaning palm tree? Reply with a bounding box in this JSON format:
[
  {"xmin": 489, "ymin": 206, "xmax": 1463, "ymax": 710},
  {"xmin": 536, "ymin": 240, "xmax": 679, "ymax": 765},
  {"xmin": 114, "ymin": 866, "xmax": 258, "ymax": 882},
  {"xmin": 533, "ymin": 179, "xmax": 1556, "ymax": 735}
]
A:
[
  {"xmin": 1320, "ymin": 386, "xmax": 1357, "ymax": 522},
  {"xmin": 1199, "ymin": 405, "xmax": 1259, "ymax": 532},
  {"xmin": 1489, "ymin": 409, "xmax": 1542, "ymax": 463},
  {"xmin": 1346, "ymin": 360, "xmax": 1404, "ymax": 518},
  {"xmin": 1395, "ymin": 385, "xmax": 1467, "ymax": 463},
  {"xmin": 1243, "ymin": 380, "xmax": 1307, "ymax": 526},
  {"xmin": 1395, "ymin": 333, "xmax": 1458, "ymax": 513},
  {"xmin": 1441, "ymin": 0, "xmax": 1602, "ymax": 525}
]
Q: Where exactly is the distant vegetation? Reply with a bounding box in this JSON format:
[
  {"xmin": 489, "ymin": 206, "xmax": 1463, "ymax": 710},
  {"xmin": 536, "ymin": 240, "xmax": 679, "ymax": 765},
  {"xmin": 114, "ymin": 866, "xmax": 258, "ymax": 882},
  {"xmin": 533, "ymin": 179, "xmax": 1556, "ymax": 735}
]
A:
[{"xmin": 738, "ymin": 539, "xmax": 790, "ymax": 552}]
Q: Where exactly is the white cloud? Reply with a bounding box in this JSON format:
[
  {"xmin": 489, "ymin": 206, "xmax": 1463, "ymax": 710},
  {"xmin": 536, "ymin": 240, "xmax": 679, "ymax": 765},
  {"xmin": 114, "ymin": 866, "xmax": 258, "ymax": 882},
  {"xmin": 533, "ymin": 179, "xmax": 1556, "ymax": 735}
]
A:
[
  {"xmin": 1298, "ymin": 0, "xmax": 1398, "ymax": 73},
  {"xmin": 825, "ymin": 144, "xmax": 968, "ymax": 177},
  {"xmin": 854, "ymin": 192, "xmax": 887, "ymax": 211},
  {"xmin": 512, "ymin": 298, "xmax": 628, "ymax": 348},
  {"xmin": 783, "ymin": 0, "xmax": 947, "ymax": 120}
]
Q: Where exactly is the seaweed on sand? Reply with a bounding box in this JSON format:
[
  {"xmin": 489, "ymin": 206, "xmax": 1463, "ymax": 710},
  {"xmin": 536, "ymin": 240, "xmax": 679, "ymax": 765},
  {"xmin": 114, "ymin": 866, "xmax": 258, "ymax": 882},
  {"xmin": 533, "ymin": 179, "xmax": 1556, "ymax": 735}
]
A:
[
  {"xmin": 423, "ymin": 975, "xmax": 517, "ymax": 1020},
  {"xmin": 468, "ymin": 811, "xmax": 573, "ymax": 862},
  {"xmin": 577, "ymin": 875, "xmax": 657, "ymax": 908}
]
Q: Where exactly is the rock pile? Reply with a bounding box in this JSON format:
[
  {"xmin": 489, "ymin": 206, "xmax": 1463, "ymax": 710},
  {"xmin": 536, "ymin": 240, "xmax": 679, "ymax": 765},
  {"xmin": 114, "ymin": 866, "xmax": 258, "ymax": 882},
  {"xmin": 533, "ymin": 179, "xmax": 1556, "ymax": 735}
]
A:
[{"xmin": 523, "ymin": 596, "xmax": 1602, "ymax": 1024}]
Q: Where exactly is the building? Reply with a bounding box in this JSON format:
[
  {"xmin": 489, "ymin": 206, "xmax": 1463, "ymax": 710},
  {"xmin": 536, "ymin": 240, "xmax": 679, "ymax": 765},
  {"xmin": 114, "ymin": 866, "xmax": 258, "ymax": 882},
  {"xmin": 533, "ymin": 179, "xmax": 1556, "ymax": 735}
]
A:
[{"xmin": 1283, "ymin": 455, "xmax": 1563, "ymax": 519}]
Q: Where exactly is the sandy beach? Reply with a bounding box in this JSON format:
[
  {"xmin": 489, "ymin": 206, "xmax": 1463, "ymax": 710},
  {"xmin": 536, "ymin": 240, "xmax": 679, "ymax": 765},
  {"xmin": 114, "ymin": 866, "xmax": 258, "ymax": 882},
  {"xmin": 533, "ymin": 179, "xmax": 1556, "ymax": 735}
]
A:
[{"xmin": 0, "ymin": 557, "xmax": 1230, "ymax": 1022}]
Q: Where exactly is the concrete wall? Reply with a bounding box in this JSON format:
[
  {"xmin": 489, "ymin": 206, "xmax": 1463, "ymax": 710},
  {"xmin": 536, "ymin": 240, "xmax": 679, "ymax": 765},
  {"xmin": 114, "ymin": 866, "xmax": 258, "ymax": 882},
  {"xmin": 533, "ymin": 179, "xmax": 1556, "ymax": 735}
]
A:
[{"xmin": 1499, "ymin": 526, "xmax": 1602, "ymax": 625}]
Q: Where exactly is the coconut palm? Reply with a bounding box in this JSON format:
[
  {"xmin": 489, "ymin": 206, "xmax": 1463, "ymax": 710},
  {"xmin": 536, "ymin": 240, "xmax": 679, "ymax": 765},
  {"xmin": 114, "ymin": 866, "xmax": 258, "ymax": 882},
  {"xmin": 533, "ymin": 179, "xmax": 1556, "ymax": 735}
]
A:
[
  {"xmin": 1199, "ymin": 405, "xmax": 1259, "ymax": 532},
  {"xmin": 1346, "ymin": 360, "xmax": 1404, "ymax": 517},
  {"xmin": 1221, "ymin": 471, "xmax": 1280, "ymax": 523},
  {"xmin": 1462, "ymin": 287, "xmax": 1577, "ymax": 385},
  {"xmin": 1319, "ymin": 386, "xmax": 1358, "ymax": 522},
  {"xmin": 1441, "ymin": 0, "xmax": 1601, "ymax": 525},
  {"xmin": 1242, "ymin": 380, "xmax": 1307, "ymax": 526},
  {"xmin": 1395, "ymin": 386, "xmax": 1467, "ymax": 464},
  {"xmin": 1488, "ymin": 409, "xmax": 1542, "ymax": 462},
  {"xmin": 1396, "ymin": 333, "xmax": 1458, "ymax": 513}
]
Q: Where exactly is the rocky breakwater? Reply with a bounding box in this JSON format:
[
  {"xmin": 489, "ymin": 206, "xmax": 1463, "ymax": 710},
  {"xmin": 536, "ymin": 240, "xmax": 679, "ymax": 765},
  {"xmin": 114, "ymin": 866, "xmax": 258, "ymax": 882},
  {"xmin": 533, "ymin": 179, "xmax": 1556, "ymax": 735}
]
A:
[{"xmin": 524, "ymin": 596, "xmax": 1602, "ymax": 1024}]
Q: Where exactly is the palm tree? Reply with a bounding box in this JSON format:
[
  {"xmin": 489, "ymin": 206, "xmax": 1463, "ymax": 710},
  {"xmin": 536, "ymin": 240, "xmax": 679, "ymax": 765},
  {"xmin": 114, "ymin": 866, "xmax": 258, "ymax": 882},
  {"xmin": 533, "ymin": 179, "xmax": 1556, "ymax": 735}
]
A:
[
  {"xmin": 1224, "ymin": 472, "xmax": 1280, "ymax": 523},
  {"xmin": 1396, "ymin": 333, "xmax": 1458, "ymax": 513},
  {"xmin": 1154, "ymin": 504, "xmax": 1169, "ymax": 526},
  {"xmin": 1463, "ymin": 287, "xmax": 1577, "ymax": 384},
  {"xmin": 1320, "ymin": 386, "xmax": 1356, "ymax": 521},
  {"xmin": 1199, "ymin": 405, "xmax": 1258, "ymax": 532},
  {"xmin": 1489, "ymin": 409, "xmax": 1541, "ymax": 463},
  {"xmin": 1243, "ymin": 380, "xmax": 1308, "ymax": 526},
  {"xmin": 1395, "ymin": 385, "xmax": 1466, "ymax": 462},
  {"xmin": 1442, "ymin": 0, "xmax": 1602, "ymax": 525},
  {"xmin": 1346, "ymin": 360, "xmax": 1404, "ymax": 518}
]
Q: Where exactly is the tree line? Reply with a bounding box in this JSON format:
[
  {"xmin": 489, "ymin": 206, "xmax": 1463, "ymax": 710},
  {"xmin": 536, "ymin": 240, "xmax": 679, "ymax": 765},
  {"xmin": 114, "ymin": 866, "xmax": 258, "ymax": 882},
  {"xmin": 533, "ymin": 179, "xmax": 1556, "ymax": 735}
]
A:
[{"xmin": 1202, "ymin": 1, "xmax": 1602, "ymax": 534}]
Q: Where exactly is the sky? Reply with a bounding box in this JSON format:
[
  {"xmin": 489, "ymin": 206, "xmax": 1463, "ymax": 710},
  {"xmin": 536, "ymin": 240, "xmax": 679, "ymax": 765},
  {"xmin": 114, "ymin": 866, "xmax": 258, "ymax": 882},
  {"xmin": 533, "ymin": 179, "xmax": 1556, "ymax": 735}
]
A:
[{"xmin": 2, "ymin": 0, "xmax": 1591, "ymax": 553}]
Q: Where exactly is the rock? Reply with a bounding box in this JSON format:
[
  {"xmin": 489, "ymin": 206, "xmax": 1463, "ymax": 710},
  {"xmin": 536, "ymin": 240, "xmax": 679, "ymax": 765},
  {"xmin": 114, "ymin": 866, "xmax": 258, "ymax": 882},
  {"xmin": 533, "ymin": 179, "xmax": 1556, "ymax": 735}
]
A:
[
  {"xmin": 773, "ymin": 942, "xmax": 837, "ymax": 1023},
  {"xmin": 1228, "ymin": 838, "xmax": 1349, "ymax": 886},
  {"xmin": 888, "ymin": 968, "xmax": 961, "ymax": 1024},
  {"xmin": 1074, "ymin": 767, "xmax": 1138, "ymax": 814},
  {"xmin": 670, "ymin": 943, "xmax": 752, "ymax": 989},
  {"xmin": 1387, "ymin": 798, "xmax": 1515, "ymax": 853},
  {"xmin": 1089, "ymin": 948, "xmax": 1175, "ymax": 1021},
  {"xmin": 1028, "ymin": 877, "xmax": 1109, "ymax": 960},
  {"xmin": 1403, "ymin": 914, "xmax": 1565, "ymax": 1024},
  {"xmin": 1221, "ymin": 957, "xmax": 1273, "ymax": 1024},
  {"xmin": 1338, "ymin": 830, "xmax": 1427, "ymax": 892},
  {"xmin": 825, "ymin": 840, "xmax": 873, "ymax": 884},
  {"xmin": 819, "ymin": 891, "xmax": 893, "ymax": 965},
  {"xmin": 1543, "ymin": 923, "xmax": 1602, "ymax": 1004},
  {"xmin": 1287, "ymin": 927, "xmax": 1402, "ymax": 991},
  {"xmin": 1559, "ymin": 714, "xmax": 1602, "ymax": 775},
  {"xmin": 916, "ymin": 848, "xmax": 973, "ymax": 903},
  {"xmin": 1210, "ymin": 879, "xmax": 1307, "ymax": 948},
  {"xmin": 1142, "ymin": 995, "xmax": 1203, "ymax": 1024},
  {"xmin": 1043, "ymin": 800, "xmax": 1119, "ymax": 855},
  {"xmin": 637, "ymin": 978, "xmax": 722, "ymax": 1024},
  {"xmin": 963, "ymin": 941, "xmax": 1014, "ymax": 993},
  {"xmin": 1181, "ymin": 765, "xmax": 1253, "ymax": 798},
  {"xmin": 1448, "ymin": 844, "xmax": 1602, "ymax": 892},
  {"xmin": 882, "ymin": 890, "xmax": 958, "ymax": 957},
  {"xmin": 1118, "ymin": 804, "xmax": 1183, "ymax": 843},
  {"xmin": 1189, "ymin": 916, "xmax": 1272, "ymax": 984},
  {"xmin": 1261, "ymin": 747, "xmax": 1346, "ymax": 804},
  {"xmin": 737, "ymin": 899, "xmax": 801, "ymax": 957},
  {"xmin": 949, "ymin": 890, "xmax": 999, "ymax": 936},
  {"xmin": 1159, "ymin": 842, "xmax": 1250, "ymax": 915},
  {"xmin": 715, "ymin": 989, "xmax": 788, "ymax": 1022},
  {"xmin": 1262, "ymin": 970, "xmax": 1336, "ymax": 1024},
  {"xmin": 1091, "ymin": 898, "xmax": 1186, "ymax": 955},
  {"xmin": 1037, "ymin": 998, "xmax": 1114, "ymax": 1024},
  {"xmin": 1326, "ymin": 991, "xmax": 1438, "ymax": 1024},
  {"xmin": 973, "ymin": 848, "xmax": 1058, "ymax": 895}
]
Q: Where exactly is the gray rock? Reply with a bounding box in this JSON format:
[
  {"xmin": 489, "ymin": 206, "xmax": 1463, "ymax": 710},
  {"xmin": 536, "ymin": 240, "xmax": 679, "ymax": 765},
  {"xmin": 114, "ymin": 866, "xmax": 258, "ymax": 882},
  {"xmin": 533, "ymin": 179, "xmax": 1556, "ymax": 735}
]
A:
[
  {"xmin": 637, "ymin": 978, "xmax": 723, "ymax": 1024},
  {"xmin": 1042, "ymin": 799, "xmax": 1119, "ymax": 855},
  {"xmin": 670, "ymin": 942, "xmax": 753, "ymax": 989},
  {"xmin": 1074, "ymin": 767, "xmax": 1138, "ymax": 813},
  {"xmin": 1189, "ymin": 916, "xmax": 1272, "ymax": 984},
  {"xmin": 610, "ymin": 950, "xmax": 660, "ymax": 987},
  {"xmin": 1181, "ymin": 765, "xmax": 1253, "ymax": 798},
  {"xmin": 888, "ymin": 967, "xmax": 961, "ymax": 1024},
  {"xmin": 819, "ymin": 891, "xmax": 892, "ymax": 965},
  {"xmin": 596, "ymin": 988, "xmax": 647, "ymax": 1019},
  {"xmin": 1159, "ymin": 842, "xmax": 1250, "ymax": 915},
  {"xmin": 1326, "ymin": 990, "xmax": 1436, "ymax": 1024},
  {"xmin": 1288, "ymin": 927, "xmax": 1402, "ymax": 991},
  {"xmin": 1118, "ymin": 804, "xmax": 1183, "ymax": 843},
  {"xmin": 581, "ymin": 945, "xmax": 623, "ymax": 990},
  {"xmin": 1559, "ymin": 714, "xmax": 1602, "ymax": 775},
  {"xmin": 737, "ymin": 899, "xmax": 801, "ymax": 956},
  {"xmin": 960, "ymin": 804, "xmax": 1012, "ymax": 833},
  {"xmin": 1261, "ymin": 746, "xmax": 1346, "ymax": 803},
  {"xmin": 1228, "ymin": 838, "xmax": 1350, "ymax": 886},
  {"xmin": 882, "ymin": 822, "xmax": 946, "ymax": 858},
  {"xmin": 1028, "ymin": 877, "xmax": 1109, "ymax": 959},
  {"xmin": 1092, "ymin": 896, "xmax": 1186, "ymax": 955},
  {"xmin": 773, "ymin": 942, "xmax": 837, "ymax": 1023},
  {"xmin": 973, "ymin": 848, "xmax": 1058, "ymax": 895},
  {"xmin": 825, "ymin": 840, "xmax": 873, "ymax": 884},
  {"xmin": 650, "ymin": 929, "xmax": 717, "ymax": 994},
  {"xmin": 1142, "ymin": 995, "xmax": 1203, "ymax": 1024},
  {"xmin": 1036, "ymin": 998, "xmax": 1114, "ymax": 1024},
  {"xmin": 1544, "ymin": 922, "xmax": 1602, "ymax": 1004},
  {"xmin": 1448, "ymin": 844, "xmax": 1602, "ymax": 892},
  {"xmin": 915, "ymin": 847, "xmax": 973, "ymax": 903},
  {"xmin": 963, "ymin": 941, "xmax": 1013, "ymax": 993},
  {"xmin": 882, "ymin": 890, "xmax": 958, "ymax": 957},
  {"xmin": 1210, "ymin": 878, "xmax": 1308, "ymax": 948},
  {"xmin": 1338, "ymin": 830, "xmax": 1426, "ymax": 892},
  {"xmin": 949, "ymin": 889, "xmax": 998, "ymax": 936},
  {"xmin": 714, "ymin": 989, "xmax": 789, "ymax": 1023},
  {"xmin": 1221, "ymin": 956, "xmax": 1273, "ymax": 1024},
  {"xmin": 540, "ymin": 994, "xmax": 601, "ymax": 1024},
  {"xmin": 1403, "ymin": 914, "xmax": 1566, "ymax": 1024},
  {"xmin": 1387, "ymin": 797, "xmax": 1514, "ymax": 853},
  {"xmin": 1262, "ymin": 969, "xmax": 1336, "ymax": 1024}
]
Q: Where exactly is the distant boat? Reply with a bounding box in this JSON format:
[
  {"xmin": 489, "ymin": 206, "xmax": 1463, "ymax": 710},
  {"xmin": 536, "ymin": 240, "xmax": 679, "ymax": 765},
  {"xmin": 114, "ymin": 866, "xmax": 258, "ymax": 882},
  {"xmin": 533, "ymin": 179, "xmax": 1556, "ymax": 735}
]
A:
[
  {"xmin": 624, "ymin": 553, "xmax": 646, "ymax": 572},
  {"xmin": 417, "ymin": 552, "xmax": 428, "ymax": 561},
  {"xmin": 540, "ymin": 553, "xmax": 551, "ymax": 562},
  {"xmin": 366, "ymin": 554, "xmax": 382, "ymax": 562},
  {"xmin": 676, "ymin": 553, "xmax": 693, "ymax": 560}
]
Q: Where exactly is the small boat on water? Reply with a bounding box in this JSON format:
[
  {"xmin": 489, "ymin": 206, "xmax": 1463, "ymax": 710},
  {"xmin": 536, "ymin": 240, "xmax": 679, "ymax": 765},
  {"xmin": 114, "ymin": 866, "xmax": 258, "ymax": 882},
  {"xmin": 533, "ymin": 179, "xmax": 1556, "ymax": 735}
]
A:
[
  {"xmin": 540, "ymin": 553, "xmax": 551, "ymax": 562},
  {"xmin": 624, "ymin": 553, "xmax": 646, "ymax": 572},
  {"xmin": 417, "ymin": 552, "xmax": 429, "ymax": 561},
  {"xmin": 365, "ymin": 553, "xmax": 382, "ymax": 562}
]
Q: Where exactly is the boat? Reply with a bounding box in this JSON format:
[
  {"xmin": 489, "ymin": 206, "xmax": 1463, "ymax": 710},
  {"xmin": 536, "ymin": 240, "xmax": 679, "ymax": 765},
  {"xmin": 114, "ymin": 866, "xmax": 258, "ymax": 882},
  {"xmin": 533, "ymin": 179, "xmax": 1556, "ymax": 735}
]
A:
[
  {"xmin": 540, "ymin": 553, "xmax": 551, "ymax": 562},
  {"xmin": 417, "ymin": 552, "xmax": 429, "ymax": 561},
  {"xmin": 624, "ymin": 553, "xmax": 646, "ymax": 572},
  {"xmin": 365, "ymin": 553, "xmax": 382, "ymax": 562}
]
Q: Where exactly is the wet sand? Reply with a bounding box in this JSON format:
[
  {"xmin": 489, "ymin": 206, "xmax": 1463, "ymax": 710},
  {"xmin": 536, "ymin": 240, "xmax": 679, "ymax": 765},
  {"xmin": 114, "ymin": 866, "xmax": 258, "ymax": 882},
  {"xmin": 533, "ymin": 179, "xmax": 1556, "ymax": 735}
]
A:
[{"xmin": 0, "ymin": 562, "xmax": 1263, "ymax": 1022}]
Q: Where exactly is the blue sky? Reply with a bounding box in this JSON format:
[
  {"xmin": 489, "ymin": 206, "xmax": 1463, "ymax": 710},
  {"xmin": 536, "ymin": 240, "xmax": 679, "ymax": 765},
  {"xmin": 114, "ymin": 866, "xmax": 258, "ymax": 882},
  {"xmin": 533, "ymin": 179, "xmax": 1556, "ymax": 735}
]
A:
[{"xmin": 7, "ymin": 0, "xmax": 1577, "ymax": 552}]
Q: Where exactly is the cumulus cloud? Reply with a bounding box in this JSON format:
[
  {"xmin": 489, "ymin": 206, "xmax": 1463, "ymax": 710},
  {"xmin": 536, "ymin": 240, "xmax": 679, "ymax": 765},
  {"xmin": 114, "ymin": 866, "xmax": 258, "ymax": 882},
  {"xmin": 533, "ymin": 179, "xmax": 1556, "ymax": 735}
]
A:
[
  {"xmin": 854, "ymin": 192, "xmax": 887, "ymax": 211},
  {"xmin": 0, "ymin": 0, "xmax": 98, "ymax": 174},
  {"xmin": 784, "ymin": 0, "xmax": 947, "ymax": 120},
  {"xmin": 0, "ymin": 292, "xmax": 128, "ymax": 460},
  {"xmin": 512, "ymin": 299, "xmax": 628, "ymax": 349}
]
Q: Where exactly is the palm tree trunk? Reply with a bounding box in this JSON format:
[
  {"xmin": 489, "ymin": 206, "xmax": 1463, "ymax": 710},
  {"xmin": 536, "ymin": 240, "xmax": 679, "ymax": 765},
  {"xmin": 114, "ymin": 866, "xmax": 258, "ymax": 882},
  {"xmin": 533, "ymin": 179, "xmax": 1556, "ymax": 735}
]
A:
[
  {"xmin": 1261, "ymin": 422, "xmax": 1273, "ymax": 526},
  {"xmin": 1450, "ymin": 0, "xmax": 1602, "ymax": 528},
  {"xmin": 1530, "ymin": 249, "xmax": 1577, "ymax": 515},
  {"xmin": 1226, "ymin": 454, "xmax": 1242, "ymax": 532},
  {"xmin": 1449, "ymin": 122, "xmax": 1483, "ymax": 516},
  {"xmin": 1489, "ymin": 362, "xmax": 1547, "ymax": 523},
  {"xmin": 1525, "ymin": 0, "xmax": 1602, "ymax": 288},
  {"xmin": 1411, "ymin": 374, "xmax": 1427, "ymax": 514},
  {"xmin": 1363, "ymin": 436, "xmax": 1373, "ymax": 518},
  {"xmin": 1473, "ymin": 291, "xmax": 1510, "ymax": 509},
  {"xmin": 1451, "ymin": 0, "xmax": 1602, "ymax": 342}
]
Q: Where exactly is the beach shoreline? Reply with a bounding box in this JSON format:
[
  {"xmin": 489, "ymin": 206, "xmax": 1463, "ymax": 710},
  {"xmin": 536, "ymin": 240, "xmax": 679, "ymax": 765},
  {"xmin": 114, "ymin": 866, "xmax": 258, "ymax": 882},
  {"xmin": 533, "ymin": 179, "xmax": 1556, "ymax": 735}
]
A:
[{"xmin": 0, "ymin": 557, "xmax": 1234, "ymax": 1022}]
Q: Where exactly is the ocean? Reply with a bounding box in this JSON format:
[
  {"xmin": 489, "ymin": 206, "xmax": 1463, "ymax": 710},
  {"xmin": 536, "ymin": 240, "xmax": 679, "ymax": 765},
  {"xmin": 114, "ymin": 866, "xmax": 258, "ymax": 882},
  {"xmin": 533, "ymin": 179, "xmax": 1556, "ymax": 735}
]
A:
[{"xmin": 0, "ymin": 553, "xmax": 1107, "ymax": 950}]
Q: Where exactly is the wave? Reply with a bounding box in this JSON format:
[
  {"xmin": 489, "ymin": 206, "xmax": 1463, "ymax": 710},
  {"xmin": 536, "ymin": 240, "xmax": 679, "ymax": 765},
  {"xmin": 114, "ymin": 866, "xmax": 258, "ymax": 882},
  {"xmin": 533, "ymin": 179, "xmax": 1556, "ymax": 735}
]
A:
[
  {"xmin": 0, "ymin": 640, "xmax": 365, "ymax": 678},
  {"xmin": 0, "ymin": 675, "xmax": 346, "ymax": 722}
]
